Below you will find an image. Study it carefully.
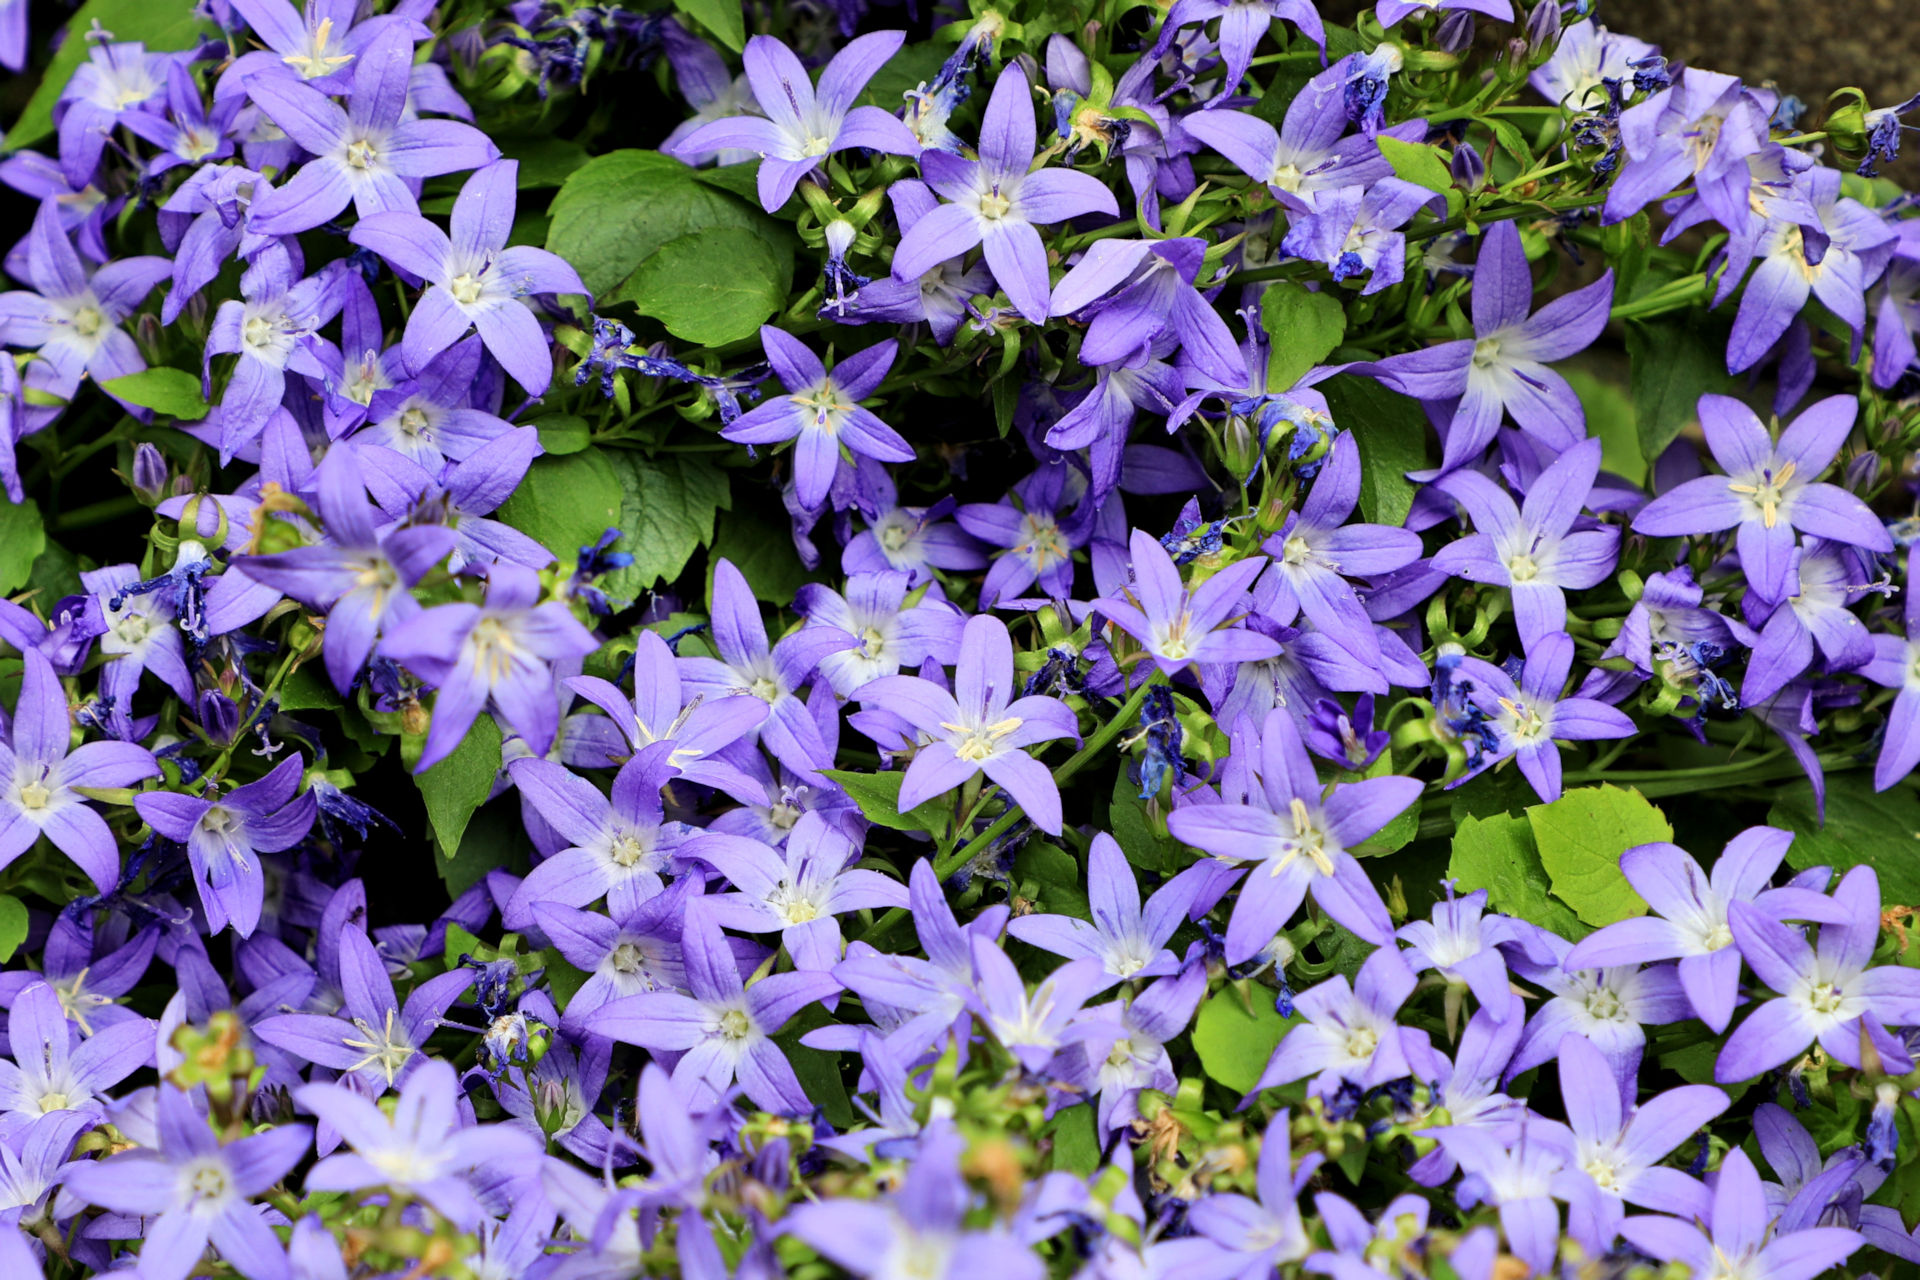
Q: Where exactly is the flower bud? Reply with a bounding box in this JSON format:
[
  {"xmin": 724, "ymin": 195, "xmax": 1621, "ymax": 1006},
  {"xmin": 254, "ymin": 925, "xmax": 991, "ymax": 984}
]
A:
[
  {"xmin": 1524, "ymin": 0, "xmax": 1561, "ymax": 56},
  {"xmin": 132, "ymin": 443, "xmax": 168, "ymax": 504},
  {"xmin": 1451, "ymin": 142, "xmax": 1486, "ymax": 191},
  {"xmin": 197, "ymin": 690, "xmax": 242, "ymax": 746},
  {"xmin": 1435, "ymin": 9, "xmax": 1475, "ymax": 53}
]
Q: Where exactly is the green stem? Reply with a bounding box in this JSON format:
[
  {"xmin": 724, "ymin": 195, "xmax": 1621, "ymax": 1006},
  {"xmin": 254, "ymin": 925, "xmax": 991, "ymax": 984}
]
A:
[{"xmin": 51, "ymin": 496, "xmax": 145, "ymax": 531}]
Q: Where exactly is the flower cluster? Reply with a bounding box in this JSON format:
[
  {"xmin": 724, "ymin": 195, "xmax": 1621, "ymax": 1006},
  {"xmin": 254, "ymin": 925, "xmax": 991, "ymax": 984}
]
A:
[{"xmin": 3, "ymin": 0, "xmax": 1920, "ymax": 1276}]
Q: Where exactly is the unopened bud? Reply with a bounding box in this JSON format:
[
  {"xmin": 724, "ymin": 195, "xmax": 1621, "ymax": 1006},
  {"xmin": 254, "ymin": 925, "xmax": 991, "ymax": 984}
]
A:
[
  {"xmin": 1525, "ymin": 0, "xmax": 1561, "ymax": 56},
  {"xmin": 1452, "ymin": 142, "xmax": 1486, "ymax": 191},
  {"xmin": 132, "ymin": 443, "xmax": 168, "ymax": 504},
  {"xmin": 1435, "ymin": 9, "xmax": 1475, "ymax": 53}
]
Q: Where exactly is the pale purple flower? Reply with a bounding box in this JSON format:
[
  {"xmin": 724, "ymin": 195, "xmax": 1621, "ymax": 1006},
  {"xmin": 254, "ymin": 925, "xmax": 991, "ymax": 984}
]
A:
[
  {"xmin": 1566, "ymin": 826, "xmax": 1849, "ymax": 1031},
  {"xmin": 1147, "ymin": 1113, "xmax": 1312, "ymax": 1278},
  {"xmin": 582, "ymin": 904, "xmax": 839, "ymax": 1114},
  {"xmin": 1370, "ymin": 221, "xmax": 1614, "ymax": 473},
  {"xmin": 1397, "ymin": 884, "xmax": 1529, "ymax": 1024},
  {"xmin": 1404, "ymin": 1008, "xmax": 1527, "ymax": 1186},
  {"xmin": 692, "ymin": 811, "xmax": 909, "ymax": 970},
  {"xmin": 1248, "ymin": 949, "xmax": 1418, "ymax": 1103},
  {"xmin": 1530, "ymin": 21, "xmax": 1659, "ymax": 109},
  {"xmin": 1602, "ymin": 69, "xmax": 1771, "ymax": 228},
  {"xmin": 218, "ymin": 0, "xmax": 424, "ymax": 97},
  {"xmin": 839, "ymin": 180, "xmax": 995, "ymax": 344},
  {"xmin": 379, "ymin": 562, "xmax": 599, "ymax": 772},
  {"xmin": 1149, "ymin": 0, "xmax": 1322, "ymax": 98},
  {"xmin": 134, "ymin": 753, "xmax": 319, "ymax": 938},
  {"xmin": 722, "ymin": 328, "xmax": 912, "ymax": 509},
  {"xmin": 1167, "ymin": 708, "xmax": 1421, "ymax": 961},
  {"xmin": 1450, "ymin": 631, "xmax": 1637, "ymax": 803},
  {"xmin": 1047, "ymin": 238, "xmax": 1245, "ymax": 386},
  {"xmin": 1717, "ymin": 865, "xmax": 1920, "ymax": 1081},
  {"xmin": 660, "ymin": 20, "xmax": 763, "ymax": 166},
  {"xmin": 246, "ymin": 27, "xmax": 498, "ymax": 235},
  {"xmin": 1431, "ymin": 437, "xmax": 1618, "ymax": 650},
  {"xmin": 1741, "ymin": 539, "xmax": 1881, "ymax": 706},
  {"xmin": 1282, "ymin": 178, "xmax": 1444, "ymax": 296},
  {"xmin": 299, "ymin": 1058, "xmax": 539, "ymax": 1229},
  {"xmin": 1617, "ymin": 1148, "xmax": 1863, "ymax": 1280},
  {"xmin": 796, "ymin": 570, "xmax": 965, "ymax": 697},
  {"xmin": 967, "ymin": 940, "xmax": 1107, "ymax": 1072},
  {"xmin": 54, "ymin": 40, "xmax": 173, "ymax": 186},
  {"xmin": 0, "ymin": 981, "xmax": 152, "ymax": 1138},
  {"xmin": 1260, "ymin": 432, "xmax": 1425, "ymax": 666},
  {"xmin": 667, "ymin": 32, "xmax": 919, "ymax": 212},
  {"xmin": 1008, "ymin": 833, "xmax": 1206, "ymax": 987},
  {"xmin": 565, "ymin": 629, "xmax": 770, "ymax": 789},
  {"xmin": 1436, "ymin": 1121, "xmax": 1575, "ymax": 1276},
  {"xmin": 534, "ymin": 877, "xmax": 698, "ymax": 1026},
  {"xmin": 1864, "ymin": 548, "xmax": 1920, "ymax": 790},
  {"xmin": 955, "ymin": 466, "xmax": 1090, "ymax": 606},
  {"xmin": 1064, "ymin": 965, "xmax": 1206, "ymax": 1139},
  {"xmin": 203, "ymin": 244, "xmax": 346, "ymax": 460},
  {"xmin": 891, "ymin": 63, "xmax": 1120, "ymax": 323},
  {"xmin": 854, "ymin": 614, "xmax": 1080, "ymax": 833},
  {"xmin": 1, "ymin": 648, "xmax": 158, "ymax": 893},
  {"xmin": 1092, "ymin": 529, "xmax": 1276, "ymax": 675},
  {"xmin": 64, "ymin": 1085, "xmax": 310, "ymax": 1280},
  {"xmin": 1505, "ymin": 930, "xmax": 1690, "ymax": 1091}
]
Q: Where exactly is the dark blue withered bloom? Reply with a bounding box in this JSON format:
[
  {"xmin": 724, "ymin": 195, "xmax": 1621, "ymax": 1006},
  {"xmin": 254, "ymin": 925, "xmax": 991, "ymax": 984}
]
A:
[{"xmin": 1304, "ymin": 694, "xmax": 1389, "ymax": 770}]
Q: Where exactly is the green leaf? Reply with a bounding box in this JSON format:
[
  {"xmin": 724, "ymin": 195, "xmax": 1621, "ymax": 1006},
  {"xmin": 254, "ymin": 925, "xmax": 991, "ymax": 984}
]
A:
[
  {"xmin": 820, "ymin": 769, "xmax": 952, "ymax": 837},
  {"xmin": 710, "ymin": 504, "xmax": 819, "ymax": 603},
  {"xmin": 601, "ymin": 451, "xmax": 731, "ymax": 595},
  {"xmin": 778, "ymin": 1003, "xmax": 855, "ymax": 1128},
  {"xmin": 496, "ymin": 135, "xmax": 591, "ymax": 189},
  {"xmin": 546, "ymin": 151, "xmax": 791, "ymax": 300},
  {"xmin": 1260, "ymin": 282, "xmax": 1347, "ymax": 393},
  {"xmin": 531, "ymin": 414, "xmax": 591, "ymax": 456},
  {"xmin": 1317, "ymin": 375, "xmax": 1429, "ymax": 527},
  {"xmin": 1527, "ymin": 785, "xmax": 1666, "ymax": 928},
  {"xmin": 1192, "ymin": 989, "xmax": 1294, "ymax": 1094},
  {"xmin": 101, "ymin": 368, "xmax": 210, "ymax": 420},
  {"xmin": 5, "ymin": 0, "xmax": 212, "ymax": 148},
  {"xmin": 618, "ymin": 227, "xmax": 792, "ymax": 347},
  {"xmin": 497, "ymin": 448, "xmax": 626, "ymax": 568},
  {"xmin": 674, "ymin": 0, "xmax": 744, "ymax": 51},
  {"xmin": 0, "ymin": 500, "xmax": 48, "ymax": 595},
  {"xmin": 857, "ymin": 40, "xmax": 945, "ymax": 109},
  {"xmin": 1108, "ymin": 770, "xmax": 1188, "ymax": 876},
  {"xmin": 1448, "ymin": 811, "xmax": 1588, "ymax": 938},
  {"xmin": 279, "ymin": 665, "xmax": 344, "ymax": 713},
  {"xmin": 442, "ymin": 924, "xmax": 484, "ymax": 969},
  {"xmin": 1045, "ymin": 1105, "xmax": 1103, "ymax": 1176},
  {"xmin": 546, "ymin": 956, "xmax": 591, "ymax": 1010},
  {"xmin": 435, "ymin": 802, "xmax": 526, "ymax": 898},
  {"xmin": 1015, "ymin": 841, "xmax": 1089, "ymax": 919},
  {"xmin": 1768, "ymin": 773, "xmax": 1920, "ymax": 906},
  {"xmin": 1563, "ymin": 367, "xmax": 1645, "ymax": 487},
  {"xmin": 1375, "ymin": 136, "xmax": 1455, "ymax": 196},
  {"xmin": 0, "ymin": 894, "xmax": 27, "ymax": 963},
  {"xmin": 1625, "ymin": 315, "xmax": 1736, "ymax": 462},
  {"xmin": 417, "ymin": 714, "xmax": 503, "ymax": 857}
]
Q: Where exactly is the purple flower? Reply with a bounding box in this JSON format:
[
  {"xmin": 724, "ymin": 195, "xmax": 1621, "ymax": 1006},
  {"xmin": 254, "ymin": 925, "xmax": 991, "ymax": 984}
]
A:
[
  {"xmin": 1618, "ymin": 1148, "xmax": 1863, "ymax": 1280},
  {"xmin": 1093, "ymin": 530, "xmax": 1276, "ymax": 675},
  {"xmin": 134, "ymin": 753, "xmax": 319, "ymax": 938},
  {"xmin": 1599, "ymin": 565, "xmax": 1751, "ymax": 681},
  {"xmin": 238, "ymin": 447, "xmax": 457, "ymax": 692},
  {"xmin": 1304, "ymin": 694, "xmax": 1389, "ymax": 770},
  {"xmin": 54, "ymin": 40, "xmax": 173, "ymax": 186},
  {"xmin": 796, "ymin": 570, "xmax": 964, "ymax": 697},
  {"xmin": 0, "ymin": 200, "xmax": 170, "ymax": 428},
  {"xmin": 1378, "ymin": 0, "xmax": 1511, "ymax": 27},
  {"xmin": 892, "ymin": 63, "xmax": 1120, "ymax": 323},
  {"xmin": 246, "ymin": 27, "xmax": 498, "ymax": 235},
  {"xmin": 1551, "ymin": 1033, "xmax": 1727, "ymax": 1246},
  {"xmin": 254, "ymin": 925, "xmax": 475, "ymax": 1091},
  {"xmin": 1726, "ymin": 166, "xmax": 1897, "ymax": 372},
  {"xmin": 1281, "ymin": 178, "xmax": 1443, "ymax": 295},
  {"xmin": 299, "ymin": 1058, "xmax": 539, "ymax": 1229},
  {"xmin": 1717, "ymin": 865, "xmax": 1920, "ymax": 1080},
  {"xmin": 692, "ymin": 811, "xmax": 909, "ymax": 970},
  {"xmin": 350, "ymin": 159, "xmax": 587, "ymax": 395},
  {"xmin": 1047, "ymin": 238, "xmax": 1245, "ymax": 386},
  {"xmin": 203, "ymin": 244, "xmax": 346, "ymax": 460},
  {"xmin": 0, "ymin": 980, "xmax": 151, "ymax": 1136},
  {"xmin": 1065, "ymin": 965, "xmax": 1206, "ymax": 1138},
  {"xmin": 64, "ymin": 1085, "xmax": 311, "ymax": 1280},
  {"xmin": 679, "ymin": 558, "xmax": 855, "ymax": 779},
  {"xmin": 1, "ymin": 648, "xmax": 158, "ymax": 892},
  {"xmin": 1370, "ymin": 221, "xmax": 1614, "ymax": 473},
  {"xmin": 380, "ymin": 563, "xmax": 599, "ymax": 773},
  {"xmin": 1450, "ymin": 632, "xmax": 1637, "ymax": 803},
  {"xmin": 1530, "ymin": 20, "xmax": 1659, "ymax": 108},
  {"xmin": 1147, "ymin": 1114, "xmax": 1311, "ymax": 1277},
  {"xmin": 565, "ymin": 629, "xmax": 769, "ymax": 788},
  {"xmin": 721, "ymin": 328, "xmax": 912, "ymax": 509},
  {"xmin": 534, "ymin": 878, "xmax": 698, "ymax": 1026},
  {"xmin": 968, "ymin": 940, "xmax": 1108, "ymax": 1072},
  {"xmin": 1397, "ymin": 884, "xmax": 1529, "ymax": 1025},
  {"xmin": 1864, "ymin": 549, "xmax": 1920, "ymax": 790},
  {"xmin": 1566, "ymin": 826, "xmax": 1848, "ymax": 1031},
  {"xmin": 1250, "ymin": 948, "xmax": 1419, "ymax": 1103},
  {"xmin": 219, "ymin": 0, "xmax": 421, "ymax": 97},
  {"xmin": 1150, "ymin": 0, "xmax": 1322, "ymax": 98},
  {"xmin": 840, "ymin": 181, "xmax": 995, "ymax": 344},
  {"xmin": 500, "ymin": 748, "xmax": 691, "ymax": 931},
  {"xmin": 787, "ymin": 1123, "xmax": 1045, "ymax": 1280},
  {"xmin": 582, "ymin": 904, "xmax": 839, "ymax": 1114},
  {"xmin": 660, "ymin": 20, "xmax": 763, "ymax": 165},
  {"xmin": 1602, "ymin": 69, "xmax": 1771, "ymax": 227},
  {"xmin": 1633, "ymin": 394, "xmax": 1890, "ymax": 602},
  {"xmin": 955, "ymin": 466, "xmax": 1090, "ymax": 606},
  {"xmin": 1431, "ymin": 437, "xmax": 1619, "ymax": 651},
  {"xmin": 1742, "ymin": 540, "xmax": 1882, "ymax": 716},
  {"xmin": 667, "ymin": 32, "xmax": 919, "ymax": 212},
  {"xmin": 1260, "ymin": 432, "xmax": 1425, "ymax": 666},
  {"xmin": 1180, "ymin": 60, "xmax": 1404, "ymax": 213},
  {"xmin": 1435, "ymin": 1121, "xmax": 1573, "ymax": 1276},
  {"xmin": 1404, "ymin": 1008, "xmax": 1527, "ymax": 1185},
  {"xmin": 1007, "ymin": 833, "xmax": 1205, "ymax": 986},
  {"xmin": 1505, "ymin": 929, "xmax": 1689, "ymax": 1089},
  {"xmin": 854, "ymin": 614, "xmax": 1080, "ymax": 833},
  {"xmin": 1167, "ymin": 708, "xmax": 1422, "ymax": 960}
]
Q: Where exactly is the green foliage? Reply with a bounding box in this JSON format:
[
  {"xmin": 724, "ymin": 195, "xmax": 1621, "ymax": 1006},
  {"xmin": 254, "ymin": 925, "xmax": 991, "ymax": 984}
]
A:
[
  {"xmin": 1261, "ymin": 282, "xmax": 1347, "ymax": 392},
  {"xmin": 1192, "ymin": 988, "xmax": 1294, "ymax": 1094},
  {"xmin": 546, "ymin": 151, "xmax": 793, "ymax": 302},
  {"xmin": 100, "ymin": 369, "xmax": 210, "ymax": 420},
  {"xmin": 0, "ymin": 499, "xmax": 47, "ymax": 595},
  {"xmin": 618, "ymin": 226, "xmax": 794, "ymax": 346},
  {"xmin": 599, "ymin": 452, "xmax": 732, "ymax": 595},
  {"xmin": 0, "ymin": 894, "xmax": 28, "ymax": 963},
  {"xmin": 5, "ymin": 0, "xmax": 210, "ymax": 147},
  {"xmin": 710, "ymin": 506, "xmax": 820, "ymax": 603},
  {"xmin": 1625, "ymin": 315, "xmax": 1737, "ymax": 462},
  {"xmin": 417, "ymin": 713, "xmax": 504, "ymax": 858},
  {"xmin": 1527, "ymin": 785, "xmax": 1665, "ymax": 927},
  {"xmin": 1318, "ymin": 375, "xmax": 1429, "ymax": 526},
  {"xmin": 821, "ymin": 769, "xmax": 954, "ymax": 839},
  {"xmin": 497, "ymin": 448, "xmax": 627, "ymax": 567},
  {"xmin": 1448, "ymin": 810, "xmax": 1588, "ymax": 938},
  {"xmin": 1769, "ymin": 773, "xmax": 1920, "ymax": 906},
  {"xmin": 674, "ymin": 0, "xmax": 745, "ymax": 52}
]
